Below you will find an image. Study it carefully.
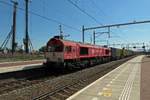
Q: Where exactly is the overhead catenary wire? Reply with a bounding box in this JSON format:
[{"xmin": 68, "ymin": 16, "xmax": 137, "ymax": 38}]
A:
[
  {"xmin": 110, "ymin": 28, "xmax": 129, "ymax": 42},
  {"xmin": 67, "ymin": 0, "xmax": 103, "ymax": 25},
  {"xmin": 89, "ymin": 0, "xmax": 106, "ymax": 17},
  {"xmin": 0, "ymin": 0, "xmax": 81, "ymax": 32}
]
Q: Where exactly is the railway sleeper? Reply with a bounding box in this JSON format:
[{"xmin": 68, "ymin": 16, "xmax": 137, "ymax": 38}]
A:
[
  {"xmin": 71, "ymin": 84, "xmax": 82, "ymax": 89},
  {"xmin": 64, "ymin": 87, "xmax": 76, "ymax": 94},
  {"xmin": 52, "ymin": 93, "xmax": 66, "ymax": 100},
  {"xmin": 76, "ymin": 81, "xmax": 86, "ymax": 86},
  {"xmin": 60, "ymin": 89, "xmax": 72, "ymax": 95},
  {"xmin": 56, "ymin": 92, "xmax": 69, "ymax": 98},
  {"xmin": 49, "ymin": 96, "xmax": 60, "ymax": 100},
  {"xmin": 67, "ymin": 87, "xmax": 79, "ymax": 92}
]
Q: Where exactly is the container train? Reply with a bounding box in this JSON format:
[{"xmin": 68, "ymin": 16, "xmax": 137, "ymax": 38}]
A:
[{"xmin": 44, "ymin": 36, "xmax": 135, "ymax": 68}]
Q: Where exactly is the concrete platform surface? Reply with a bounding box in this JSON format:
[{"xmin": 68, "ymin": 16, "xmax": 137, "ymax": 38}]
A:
[
  {"xmin": 141, "ymin": 56, "xmax": 150, "ymax": 100},
  {"xmin": 67, "ymin": 55, "xmax": 144, "ymax": 100},
  {"xmin": 0, "ymin": 59, "xmax": 44, "ymax": 65},
  {"xmin": 0, "ymin": 63, "xmax": 43, "ymax": 74},
  {"xmin": 0, "ymin": 59, "xmax": 45, "ymax": 67}
]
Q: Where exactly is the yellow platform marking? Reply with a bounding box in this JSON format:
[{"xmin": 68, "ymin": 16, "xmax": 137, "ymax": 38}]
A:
[
  {"xmin": 106, "ymin": 88, "xmax": 113, "ymax": 91},
  {"xmin": 103, "ymin": 88, "xmax": 114, "ymax": 91},
  {"xmin": 103, "ymin": 92, "xmax": 112, "ymax": 97}
]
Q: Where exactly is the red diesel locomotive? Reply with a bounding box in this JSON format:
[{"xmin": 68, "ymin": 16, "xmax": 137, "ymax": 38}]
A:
[{"xmin": 44, "ymin": 36, "xmax": 111, "ymax": 68}]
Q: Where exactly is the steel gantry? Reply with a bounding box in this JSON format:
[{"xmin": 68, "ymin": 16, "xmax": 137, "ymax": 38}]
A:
[
  {"xmin": 82, "ymin": 20, "xmax": 150, "ymax": 44},
  {"xmin": 93, "ymin": 30, "xmax": 110, "ymax": 45}
]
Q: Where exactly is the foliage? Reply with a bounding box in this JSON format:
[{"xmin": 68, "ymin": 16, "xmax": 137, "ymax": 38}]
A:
[{"xmin": 39, "ymin": 46, "xmax": 46, "ymax": 52}]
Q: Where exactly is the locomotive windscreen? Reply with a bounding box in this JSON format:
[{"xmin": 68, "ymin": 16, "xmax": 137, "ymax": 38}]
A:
[
  {"xmin": 47, "ymin": 44, "xmax": 63, "ymax": 52},
  {"xmin": 80, "ymin": 47, "xmax": 88, "ymax": 55}
]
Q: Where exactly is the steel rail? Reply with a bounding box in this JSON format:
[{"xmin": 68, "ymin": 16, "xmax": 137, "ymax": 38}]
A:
[{"xmin": 31, "ymin": 58, "xmax": 131, "ymax": 100}]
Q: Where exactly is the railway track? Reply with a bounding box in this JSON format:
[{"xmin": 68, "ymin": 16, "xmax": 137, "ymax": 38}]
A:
[
  {"xmin": 0, "ymin": 64, "xmax": 81, "ymax": 95},
  {"xmin": 0, "ymin": 67, "xmax": 46, "ymax": 95},
  {"xmin": 0, "ymin": 56, "xmax": 135, "ymax": 100},
  {"xmin": 31, "ymin": 58, "xmax": 127, "ymax": 100}
]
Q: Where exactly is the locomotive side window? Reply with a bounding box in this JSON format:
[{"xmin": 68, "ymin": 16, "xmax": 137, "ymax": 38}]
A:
[
  {"xmin": 105, "ymin": 49, "xmax": 109, "ymax": 54},
  {"xmin": 65, "ymin": 46, "xmax": 71, "ymax": 53},
  {"xmin": 73, "ymin": 49, "xmax": 75, "ymax": 52},
  {"xmin": 80, "ymin": 47, "xmax": 88, "ymax": 55}
]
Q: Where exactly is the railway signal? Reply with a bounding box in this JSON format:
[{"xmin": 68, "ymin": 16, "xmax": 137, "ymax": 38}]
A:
[
  {"xmin": 133, "ymin": 46, "xmax": 136, "ymax": 49},
  {"xmin": 142, "ymin": 46, "xmax": 145, "ymax": 48}
]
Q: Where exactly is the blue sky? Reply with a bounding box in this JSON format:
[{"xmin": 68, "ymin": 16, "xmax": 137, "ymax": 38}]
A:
[{"xmin": 0, "ymin": 0, "xmax": 150, "ymax": 50}]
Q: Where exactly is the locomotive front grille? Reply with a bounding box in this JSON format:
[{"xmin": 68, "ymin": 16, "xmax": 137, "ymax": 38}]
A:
[{"xmin": 45, "ymin": 52, "xmax": 64, "ymax": 63}]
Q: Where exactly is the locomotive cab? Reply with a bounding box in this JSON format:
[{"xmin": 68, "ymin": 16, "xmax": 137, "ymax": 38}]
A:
[{"xmin": 45, "ymin": 36, "xmax": 64, "ymax": 65}]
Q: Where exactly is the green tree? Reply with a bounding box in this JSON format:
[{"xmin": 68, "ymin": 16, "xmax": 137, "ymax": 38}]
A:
[{"xmin": 39, "ymin": 46, "xmax": 46, "ymax": 52}]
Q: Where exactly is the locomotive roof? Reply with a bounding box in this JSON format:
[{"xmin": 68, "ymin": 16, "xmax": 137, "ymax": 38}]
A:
[
  {"xmin": 48, "ymin": 36, "xmax": 133, "ymax": 51},
  {"xmin": 52, "ymin": 37, "xmax": 110, "ymax": 49}
]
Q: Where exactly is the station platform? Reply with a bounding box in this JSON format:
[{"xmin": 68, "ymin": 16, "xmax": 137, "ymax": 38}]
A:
[
  {"xmin": 67, "ymin": 55, "xmax": 144, "ymax": 100},
  {"xmin": 0, "ymin": 60, "xmax": 44, "ymax": 74}
]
